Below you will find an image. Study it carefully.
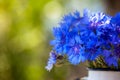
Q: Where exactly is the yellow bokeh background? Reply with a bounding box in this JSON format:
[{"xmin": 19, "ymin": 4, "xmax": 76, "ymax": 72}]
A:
[{"xmin": 0, "ymin": 0, "xmax": 104, "ymax": 80}]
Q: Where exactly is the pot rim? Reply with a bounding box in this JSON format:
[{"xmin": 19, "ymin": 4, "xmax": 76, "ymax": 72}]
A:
[{"xmin": 87, "ymin": 67, "xmax": 120, "ymax": 72}]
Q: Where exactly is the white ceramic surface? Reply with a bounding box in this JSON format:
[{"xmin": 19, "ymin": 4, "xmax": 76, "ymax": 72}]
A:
[
  {"xmin": 81, "ymin": 77, "xmax": 88, "ymax": 80},
  {"xmin": 88, "ymin": 70, "xmax": 120, "ymax": 80}
]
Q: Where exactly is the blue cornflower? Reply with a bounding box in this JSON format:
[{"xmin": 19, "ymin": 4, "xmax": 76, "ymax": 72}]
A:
[
  {"xmin": 89, "ymin": 12, "xmax": 111, "ymax": 28},
  {"xmin": 114, "ymin": 45, "xmax": 120, "ymax": 58},
  {"xmin": 111, "ymin": 12, "xmax": 120, "ymax": 26},
  {"xmin": 67, "ymin": 45, "xmax": 86, "ymax": 65},
  {"xmin": 103, "ymin": 50, "xmax": 118, "ymax": 67},
  {"xmin": 105, "ymin": 57, "xmax": 118, "ymax": 67},
  {"xmin": 45, "ymin": 51, "xmax": 57, "ymax": 71},
  {"xmin": 50, "ymin": 11, "xmax": 81, "ymax": 54}
]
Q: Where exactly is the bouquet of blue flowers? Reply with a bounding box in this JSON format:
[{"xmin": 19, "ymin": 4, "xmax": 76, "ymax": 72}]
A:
[{"xmin": 45, "ymin": 9, "xmax": 120, "ymax": 71}]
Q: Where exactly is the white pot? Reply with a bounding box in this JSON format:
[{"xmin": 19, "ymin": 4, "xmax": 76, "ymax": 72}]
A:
[{"xmin": 88, "ymin": 70, "xmax": 120, "ymax": 80}]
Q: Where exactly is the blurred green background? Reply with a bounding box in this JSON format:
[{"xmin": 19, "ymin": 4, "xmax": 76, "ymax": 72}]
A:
[{"xmin": 0, "ymin": 0, "xmax": 104, "ymax": 80}]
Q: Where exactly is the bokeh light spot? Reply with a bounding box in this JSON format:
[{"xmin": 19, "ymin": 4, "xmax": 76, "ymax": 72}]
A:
[{"xmin": 43, "ymin": 1, "xmax": 63, "ymax": 20}]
